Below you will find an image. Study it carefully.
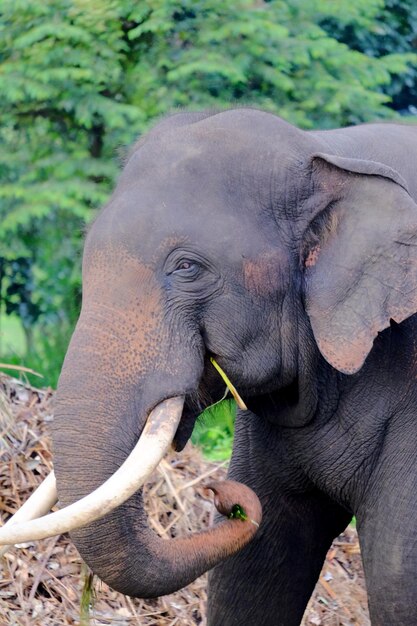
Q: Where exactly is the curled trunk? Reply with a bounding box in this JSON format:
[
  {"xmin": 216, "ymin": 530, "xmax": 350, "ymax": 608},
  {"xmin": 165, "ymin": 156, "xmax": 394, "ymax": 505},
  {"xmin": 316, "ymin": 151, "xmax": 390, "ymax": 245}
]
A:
[
  {"xmin": 66, "ymin": 479, "xmax": 261, "ymax": 598},
  {"xmin": 52, "ymin": 310, "xmax": 261, "ymax": 597}
]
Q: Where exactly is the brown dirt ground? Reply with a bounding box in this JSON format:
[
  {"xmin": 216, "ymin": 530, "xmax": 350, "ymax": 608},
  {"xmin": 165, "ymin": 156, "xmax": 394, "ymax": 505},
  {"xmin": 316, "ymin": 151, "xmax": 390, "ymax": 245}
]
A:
[{"xmin": 0, "ymin": 374, "xmax": 370, "ymax": 625}]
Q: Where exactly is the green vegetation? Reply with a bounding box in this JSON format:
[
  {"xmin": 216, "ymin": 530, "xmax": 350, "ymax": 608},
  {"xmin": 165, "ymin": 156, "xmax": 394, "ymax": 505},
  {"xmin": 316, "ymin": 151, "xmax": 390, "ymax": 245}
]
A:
[
  {"xmin": 80, "ymin": 565, "xmax": 95, "ymax": 626},
  {"xmin": 1, "ymin": 0, "xmax": 416, "ymax": 454},
  {"xmin": 228, "ymin": 504, "xmax": 248, "ymax": 522},
  {"xmin": 192, "ymin": 399, "xmax": 236, "ymax": 460},
  {"xmin": 0, "ymin": 314, "xmax": 25, "ymax": 355}
]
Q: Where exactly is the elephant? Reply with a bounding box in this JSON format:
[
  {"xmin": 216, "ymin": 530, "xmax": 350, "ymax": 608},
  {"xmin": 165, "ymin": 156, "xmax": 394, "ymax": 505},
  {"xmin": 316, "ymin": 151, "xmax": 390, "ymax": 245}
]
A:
[{"xmin": 30, "ymin": 109, "xmax": 417, "ymax": 625}]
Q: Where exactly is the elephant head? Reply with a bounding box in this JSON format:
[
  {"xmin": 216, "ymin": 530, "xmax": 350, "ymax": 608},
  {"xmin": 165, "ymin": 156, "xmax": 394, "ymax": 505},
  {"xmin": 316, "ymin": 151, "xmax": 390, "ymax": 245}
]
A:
[{"xmin": 8, "ymin": 109, "xmax": 417, "ymax": 597}]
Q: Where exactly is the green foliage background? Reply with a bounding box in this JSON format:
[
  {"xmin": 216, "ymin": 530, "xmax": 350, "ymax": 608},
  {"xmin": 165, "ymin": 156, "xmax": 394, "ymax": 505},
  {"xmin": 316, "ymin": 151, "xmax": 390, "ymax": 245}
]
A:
[{"xmin": 0, "ymin": 0, "xmax": 416, "ymax": 456}]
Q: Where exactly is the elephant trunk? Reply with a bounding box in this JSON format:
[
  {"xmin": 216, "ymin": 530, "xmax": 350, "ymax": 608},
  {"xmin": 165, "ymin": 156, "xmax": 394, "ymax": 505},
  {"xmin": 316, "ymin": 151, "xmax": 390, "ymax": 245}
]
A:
[{"xmin": 51, "ymin": 304, "xmax": 261, "ymax": 598}]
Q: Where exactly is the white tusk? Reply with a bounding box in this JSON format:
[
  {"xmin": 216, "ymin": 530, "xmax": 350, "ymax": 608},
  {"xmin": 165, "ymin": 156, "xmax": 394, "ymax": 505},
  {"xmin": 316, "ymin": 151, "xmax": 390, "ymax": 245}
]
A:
[
  {"xmin": 0, "ymin": 472, "xmax": 58, "ymax": 556},
  {"xmin": 0, "ymin": 396, "xmax": 184, "ymax": 545}
]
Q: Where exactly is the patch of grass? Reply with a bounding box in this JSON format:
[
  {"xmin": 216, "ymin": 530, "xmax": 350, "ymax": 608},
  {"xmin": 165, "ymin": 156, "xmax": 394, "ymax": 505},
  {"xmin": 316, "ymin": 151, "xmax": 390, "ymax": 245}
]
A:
[
  {"xmin": 26, "ymin": 324, "xmax": 72, "ymax": 387},
  {"xmin": 1, "ymin": 320, "xmax": 73, "ymax": 388},
  {"xmin": 192, "ymin": 399, "xmax": 236, "ymax": 461},
  {"xmin": 80, "ymin": 565, "xmax": 95, "ymax": 626},
  {"xmin": 0, "ymin": 315, "xmax": 25, "ymax": 356}
]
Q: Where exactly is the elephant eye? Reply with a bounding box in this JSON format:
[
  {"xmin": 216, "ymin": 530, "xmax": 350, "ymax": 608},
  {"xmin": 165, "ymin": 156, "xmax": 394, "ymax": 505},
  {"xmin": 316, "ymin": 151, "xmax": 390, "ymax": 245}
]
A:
[
  {"xmin": 172, "ymin": 260, "xmax": 201, "ymax": 278},
  {"xmin": 177, "ymin": 261, "xmax": 192, "ymax": 271}
]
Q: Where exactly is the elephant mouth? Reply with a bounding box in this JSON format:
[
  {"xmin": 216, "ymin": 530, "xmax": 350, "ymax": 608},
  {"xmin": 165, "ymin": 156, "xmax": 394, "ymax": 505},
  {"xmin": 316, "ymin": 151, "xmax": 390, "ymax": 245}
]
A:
[
  {"xmin": 175, "ymin": 382, "xmax": 228, "ymax": 451},
  {"xmin": 172, "ymin": 352, "xmax": 231, "ymax": 451},
  {"xmin": 245, "ymin": 376, "xmax": 299, "ymax": 419},
  {"xmin": 172, "ymin": 403, "xmax": 199, "ymax": 451}
]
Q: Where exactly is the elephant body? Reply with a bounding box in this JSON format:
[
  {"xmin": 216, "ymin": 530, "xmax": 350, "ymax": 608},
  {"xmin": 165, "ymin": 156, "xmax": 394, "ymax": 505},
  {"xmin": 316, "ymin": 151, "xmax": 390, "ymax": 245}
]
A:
[
  {"xmin": 210, "ymin": 317, "xmax": 417, "ymax": 625},
  {"xmin": 52, "ymin": 109, "xmax": 417, "ymax": 625}
]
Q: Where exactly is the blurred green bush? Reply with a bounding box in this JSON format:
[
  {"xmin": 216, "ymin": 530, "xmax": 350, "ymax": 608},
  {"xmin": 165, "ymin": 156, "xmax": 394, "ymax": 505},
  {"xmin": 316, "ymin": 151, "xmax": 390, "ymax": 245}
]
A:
[{"xmin": 192, "ymin": 399, "xmax": 236, "ymax": 461}]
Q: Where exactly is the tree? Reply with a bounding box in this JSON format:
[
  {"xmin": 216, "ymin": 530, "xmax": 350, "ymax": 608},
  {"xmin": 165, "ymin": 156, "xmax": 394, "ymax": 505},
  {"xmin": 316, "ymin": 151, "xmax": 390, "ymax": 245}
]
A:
[
  {"xmin": 319, "ymin": 0, "xmax": 417, "ymax": 115},
  {"xmin": 123, "ymin": 0, "xmax": 415, "ymax": 127},
  {"xmin": 0, "ymin": 0, "xmax": 143, "ymax": 374}
]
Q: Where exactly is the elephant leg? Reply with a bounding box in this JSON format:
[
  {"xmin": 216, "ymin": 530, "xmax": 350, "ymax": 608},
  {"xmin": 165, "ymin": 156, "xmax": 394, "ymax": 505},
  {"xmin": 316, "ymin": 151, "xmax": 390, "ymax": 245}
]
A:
[
  {"xmin": 356, "ymin": 430, "xmax": 417, "ymax": 626},
  {"xmin": 207, "ymin": 412, "xmax": 351, "ymax": 626}
]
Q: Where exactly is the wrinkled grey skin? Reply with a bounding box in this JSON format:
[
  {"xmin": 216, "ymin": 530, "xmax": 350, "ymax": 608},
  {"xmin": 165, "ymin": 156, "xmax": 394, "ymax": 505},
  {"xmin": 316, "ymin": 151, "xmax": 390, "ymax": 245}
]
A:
[{"xmin": 53, "ymin": 109, "xmax": 417, "ymax": 626}]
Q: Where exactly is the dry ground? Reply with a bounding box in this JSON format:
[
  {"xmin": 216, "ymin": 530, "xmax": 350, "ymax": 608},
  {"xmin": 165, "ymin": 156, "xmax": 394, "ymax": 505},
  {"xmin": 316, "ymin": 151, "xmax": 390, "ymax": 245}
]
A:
[{"xmin": 0, "ymin": 374, "xmax": 370, "ymax": 625}]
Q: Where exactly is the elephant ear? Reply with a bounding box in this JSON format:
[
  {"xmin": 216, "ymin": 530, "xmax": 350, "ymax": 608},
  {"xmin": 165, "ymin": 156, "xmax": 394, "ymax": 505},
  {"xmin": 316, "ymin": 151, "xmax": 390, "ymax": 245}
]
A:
[{"xmin": 303, "ymin": 152, "xmax": 417, "ymax": 374}]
